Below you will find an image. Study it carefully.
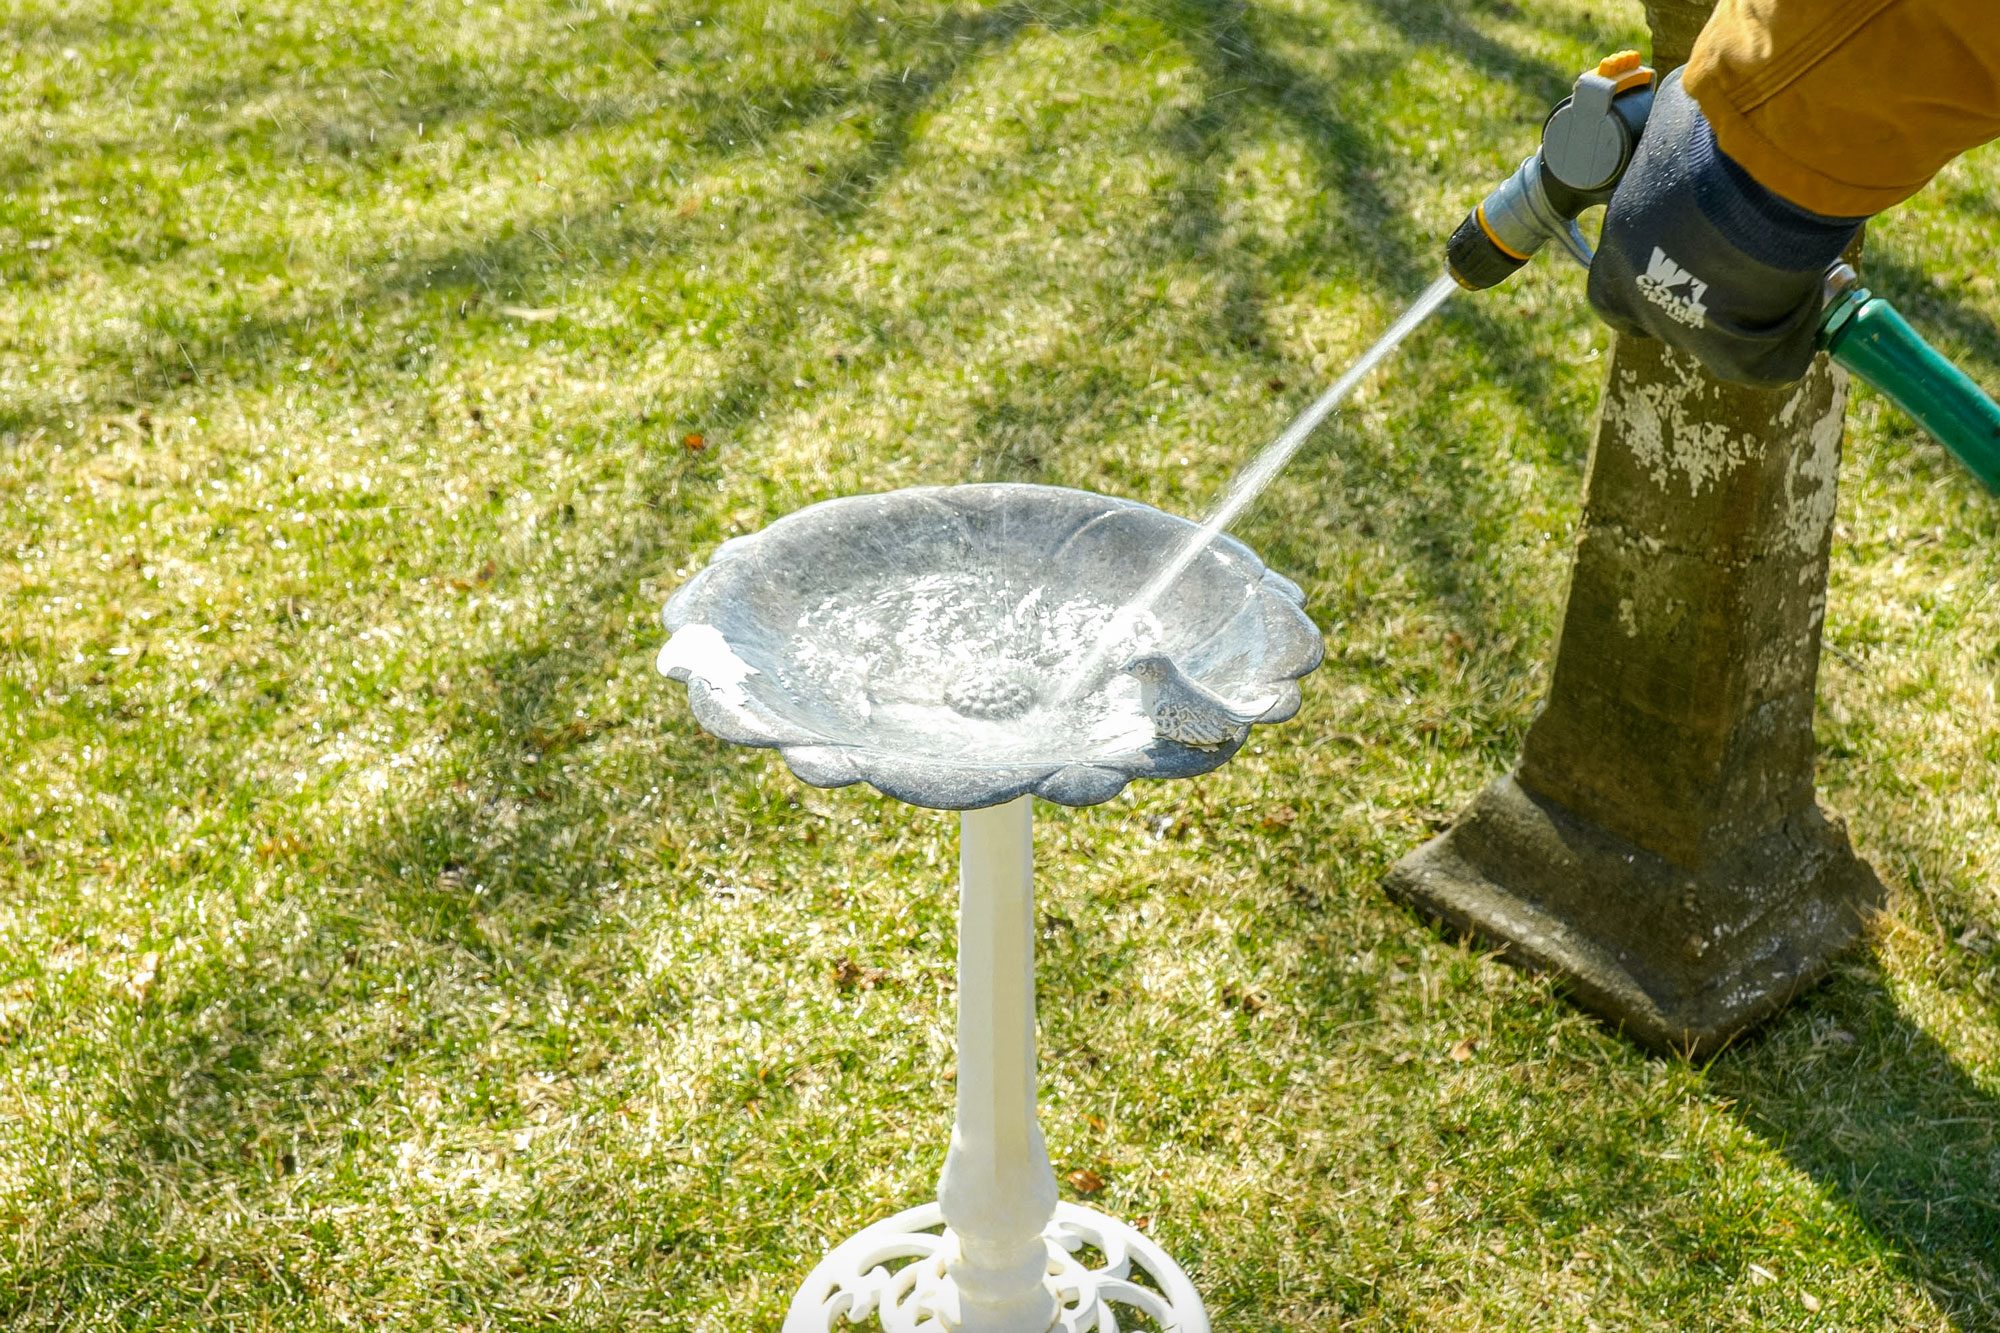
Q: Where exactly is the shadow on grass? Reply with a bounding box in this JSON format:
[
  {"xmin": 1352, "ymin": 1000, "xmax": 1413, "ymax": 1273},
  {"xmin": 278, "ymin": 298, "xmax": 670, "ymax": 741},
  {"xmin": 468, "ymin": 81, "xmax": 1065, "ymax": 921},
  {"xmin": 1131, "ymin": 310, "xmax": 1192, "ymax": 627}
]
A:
[
  {"xmin": 803, "ymin": 2, "xmax": 1049, "ymax": 217},
  {"xmin": 1710, "ymin": 963, "xmax": 2000, "ymax": 1327},
  {"xmin": 7, "ymin": 8, "xmax": 1070, "ymax": 1316},
  {"xmin": 1148, "ymin": 0, "xmax": 1589, "ymax": 693},
  {"xmin": 99, "ymin": 0, "xmax": 1049, "ymax": 1012},
  {"xmin": 0, "ymin": 5, "xmax": 942, "ymax": 206},
  {"xmin": 1349, "ymin": 0, "xmax": 1576, "ymax": 103},
  {"xmin": 0, "ymin": 1, "xmax": 1062, "ymax": 443}
]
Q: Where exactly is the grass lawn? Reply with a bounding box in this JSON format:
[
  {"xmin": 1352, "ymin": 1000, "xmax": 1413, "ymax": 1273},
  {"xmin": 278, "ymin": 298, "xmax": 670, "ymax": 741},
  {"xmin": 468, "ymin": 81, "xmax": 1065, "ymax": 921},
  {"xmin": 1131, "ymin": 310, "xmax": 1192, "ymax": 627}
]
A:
[{"xmin": 3, "ymin": 0, "xmax": 1998, "ymax": 1326}]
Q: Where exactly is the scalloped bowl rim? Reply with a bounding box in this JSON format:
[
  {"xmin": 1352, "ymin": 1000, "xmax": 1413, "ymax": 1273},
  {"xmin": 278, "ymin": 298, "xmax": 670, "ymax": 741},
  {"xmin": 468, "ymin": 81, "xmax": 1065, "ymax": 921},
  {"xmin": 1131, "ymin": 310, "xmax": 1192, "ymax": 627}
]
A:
[{"xmin": 658, "ymin": 483, "xmax": 1324, "ymax": 809}]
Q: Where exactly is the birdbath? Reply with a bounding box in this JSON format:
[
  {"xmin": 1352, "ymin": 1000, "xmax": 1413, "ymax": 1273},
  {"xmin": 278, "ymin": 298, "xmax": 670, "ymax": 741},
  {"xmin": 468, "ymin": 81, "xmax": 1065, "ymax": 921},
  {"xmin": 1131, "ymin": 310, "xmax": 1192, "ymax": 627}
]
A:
[{"xmin": 658, "ymin": 484, "xmax": 1322, "ymax": 1331}]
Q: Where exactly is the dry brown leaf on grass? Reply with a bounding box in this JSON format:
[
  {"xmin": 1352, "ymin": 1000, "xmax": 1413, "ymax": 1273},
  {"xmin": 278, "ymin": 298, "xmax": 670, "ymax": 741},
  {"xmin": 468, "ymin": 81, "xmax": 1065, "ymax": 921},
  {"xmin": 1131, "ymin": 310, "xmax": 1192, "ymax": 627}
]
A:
[
  {"xmin": 447, "ymin": 561, "xmax": 498, "ymax": 593},
  {"xmin": 1224, "ymin": 984, "xmax": 1270, "ymax": 1014},
  {"xmin": 831, "ymin": 957, "xmax": 889, "ymax": 991},
  {"xmin": 1065, "ymin": 1169, "xmax": 1104, "ymax": 1195}
]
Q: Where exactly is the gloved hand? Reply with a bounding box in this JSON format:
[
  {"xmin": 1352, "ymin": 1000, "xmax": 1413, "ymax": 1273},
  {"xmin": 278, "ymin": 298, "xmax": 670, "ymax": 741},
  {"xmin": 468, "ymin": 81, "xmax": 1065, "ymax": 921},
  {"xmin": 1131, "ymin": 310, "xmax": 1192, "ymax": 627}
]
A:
[{"xmin": 1586, "ymin": 68, "xmax": 1867, "ymax": 388}]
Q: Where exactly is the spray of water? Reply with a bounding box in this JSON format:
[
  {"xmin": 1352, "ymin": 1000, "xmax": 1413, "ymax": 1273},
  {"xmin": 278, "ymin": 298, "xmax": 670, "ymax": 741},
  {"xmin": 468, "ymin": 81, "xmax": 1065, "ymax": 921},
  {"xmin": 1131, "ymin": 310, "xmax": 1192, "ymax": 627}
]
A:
[{"xmin": 1060, "ymin": 271, "xmax": 1460, "ymax": 700}]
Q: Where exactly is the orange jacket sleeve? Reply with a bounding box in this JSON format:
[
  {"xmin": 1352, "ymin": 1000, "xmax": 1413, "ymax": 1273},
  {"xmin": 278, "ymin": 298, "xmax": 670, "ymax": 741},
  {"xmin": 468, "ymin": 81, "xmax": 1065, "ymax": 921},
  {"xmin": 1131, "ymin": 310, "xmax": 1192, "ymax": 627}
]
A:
[{"xmin": 1683, "ymin": 0, "xmax": 2000, "ymax": 216}]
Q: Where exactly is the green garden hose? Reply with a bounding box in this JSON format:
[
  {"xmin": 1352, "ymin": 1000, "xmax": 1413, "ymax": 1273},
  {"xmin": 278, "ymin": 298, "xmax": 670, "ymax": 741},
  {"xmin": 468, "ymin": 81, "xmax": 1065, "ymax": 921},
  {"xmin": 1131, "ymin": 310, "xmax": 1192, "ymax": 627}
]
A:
[{"xmin": 1820, "ymin": 273, "xmax": 2000, "ymax": 493}]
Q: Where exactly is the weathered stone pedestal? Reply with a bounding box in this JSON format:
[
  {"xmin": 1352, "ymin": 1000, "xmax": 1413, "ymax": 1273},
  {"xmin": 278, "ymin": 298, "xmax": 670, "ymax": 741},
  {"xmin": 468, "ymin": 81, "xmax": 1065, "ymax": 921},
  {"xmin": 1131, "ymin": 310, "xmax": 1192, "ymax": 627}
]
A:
[
  {"xmin": 1387, "ymin": 1, "xmax": 1885, "ymax": 1057},
  {"xmin": 1390, "ymin": 775, "xmax": 1878, "ymax": 1055},
  {"xmin": 1387, "ymin": 323, "xmax": 1882, "ymax": 1056}
]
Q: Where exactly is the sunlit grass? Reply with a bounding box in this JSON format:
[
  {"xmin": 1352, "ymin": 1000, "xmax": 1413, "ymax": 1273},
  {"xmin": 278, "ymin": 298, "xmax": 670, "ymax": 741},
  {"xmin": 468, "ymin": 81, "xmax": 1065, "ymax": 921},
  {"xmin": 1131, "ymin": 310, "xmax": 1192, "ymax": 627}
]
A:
[{"xmin": 2, "ymin": 0, "xmax": 1996, "ymax": 1327}]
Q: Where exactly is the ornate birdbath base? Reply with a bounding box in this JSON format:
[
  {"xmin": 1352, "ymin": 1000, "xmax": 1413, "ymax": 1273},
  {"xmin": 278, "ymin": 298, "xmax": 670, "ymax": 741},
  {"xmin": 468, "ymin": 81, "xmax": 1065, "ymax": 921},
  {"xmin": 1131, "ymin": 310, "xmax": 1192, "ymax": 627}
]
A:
[
  {"xmin": 790, "ymin": 1202, "xmax": 1204, "ymax": 1332},
  {"xmin": 658, "ymin": 486, "xmax": 1322, "ymax": 1332}
]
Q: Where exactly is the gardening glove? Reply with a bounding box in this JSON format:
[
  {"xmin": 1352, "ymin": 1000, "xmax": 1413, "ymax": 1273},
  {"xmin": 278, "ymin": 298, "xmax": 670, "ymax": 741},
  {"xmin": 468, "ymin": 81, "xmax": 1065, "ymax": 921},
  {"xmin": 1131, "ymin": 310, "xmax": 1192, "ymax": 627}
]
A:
[{"xmin": 1586, "ymin": 68, "xmax": 1867, "ymax": 389}]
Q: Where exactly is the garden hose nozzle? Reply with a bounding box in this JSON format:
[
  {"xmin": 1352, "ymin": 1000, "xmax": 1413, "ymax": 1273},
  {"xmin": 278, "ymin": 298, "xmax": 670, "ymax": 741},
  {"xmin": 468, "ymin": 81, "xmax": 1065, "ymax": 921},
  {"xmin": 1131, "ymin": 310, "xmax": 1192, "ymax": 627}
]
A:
[
  {"xmin": 1445, "ymin": 51, "xmax": 1656, "ymax": 290},
  {"xmin": 1448, "ymin": 51, "xmax": 2000, "ymax": 494}
]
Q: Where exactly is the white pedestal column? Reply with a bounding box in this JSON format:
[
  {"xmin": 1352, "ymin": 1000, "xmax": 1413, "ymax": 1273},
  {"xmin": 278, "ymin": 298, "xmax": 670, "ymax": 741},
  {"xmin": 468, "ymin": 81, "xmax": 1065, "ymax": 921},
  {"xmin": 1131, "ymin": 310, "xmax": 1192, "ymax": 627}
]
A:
[
  {"xmin": 783, "ymin": 798, "xmax": 1211, "ymax": 1332},
  {"xmin": 937, "ymin": 798, "xmax": 1061, "ymax": 1331}
]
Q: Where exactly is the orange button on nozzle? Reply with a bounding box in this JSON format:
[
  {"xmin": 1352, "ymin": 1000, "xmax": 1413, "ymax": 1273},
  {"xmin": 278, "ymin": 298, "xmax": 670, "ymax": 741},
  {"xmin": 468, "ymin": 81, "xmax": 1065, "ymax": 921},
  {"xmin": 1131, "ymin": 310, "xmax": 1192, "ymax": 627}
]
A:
[{"xmin": 1595, "ymin": 49, "xmax": 1654, "ymax": 93}]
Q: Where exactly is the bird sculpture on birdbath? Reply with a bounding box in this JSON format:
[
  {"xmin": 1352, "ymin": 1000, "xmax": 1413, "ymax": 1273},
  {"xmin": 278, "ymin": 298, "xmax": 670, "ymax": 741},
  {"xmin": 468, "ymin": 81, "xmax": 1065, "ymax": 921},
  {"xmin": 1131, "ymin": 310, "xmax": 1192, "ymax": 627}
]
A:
[{"xmin": 1124, "ymin": 653, "xmax": 1281, "ymax": 750}]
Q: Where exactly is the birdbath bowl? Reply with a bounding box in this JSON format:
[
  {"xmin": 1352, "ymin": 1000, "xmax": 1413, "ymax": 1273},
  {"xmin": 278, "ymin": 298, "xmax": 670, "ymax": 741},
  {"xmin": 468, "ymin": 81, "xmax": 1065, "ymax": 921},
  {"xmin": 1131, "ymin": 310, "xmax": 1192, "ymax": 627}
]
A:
[{"xmin": 659, "ymin": 484, "xmax": 1323, "ymax": 1331}]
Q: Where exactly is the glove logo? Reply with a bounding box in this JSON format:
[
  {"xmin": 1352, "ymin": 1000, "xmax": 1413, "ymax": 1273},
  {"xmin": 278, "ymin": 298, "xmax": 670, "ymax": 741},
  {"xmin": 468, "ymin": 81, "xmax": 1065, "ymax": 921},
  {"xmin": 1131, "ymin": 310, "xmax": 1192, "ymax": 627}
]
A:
[{"xmin": 1636, "ymin": 247, "xmax": 1710, "ymax": 329}]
